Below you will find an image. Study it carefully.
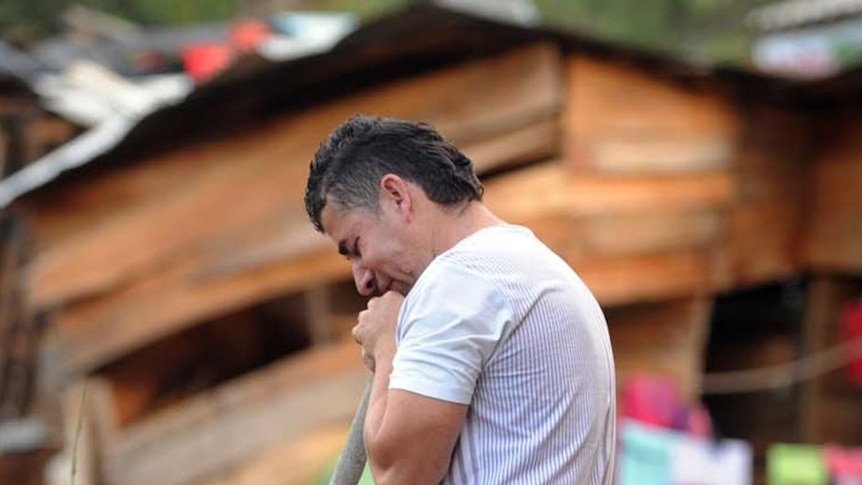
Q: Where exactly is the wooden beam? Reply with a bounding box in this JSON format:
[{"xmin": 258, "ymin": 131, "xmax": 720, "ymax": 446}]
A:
[
  {"xmin": 95, "ymin": 340, "xmax": 367, "ymax": 485},
  {"xmin": 465, "ymin": 116, "xmax": 560, "ymax": 174}
]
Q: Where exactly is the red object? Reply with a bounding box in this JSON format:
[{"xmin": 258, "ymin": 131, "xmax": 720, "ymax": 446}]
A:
[
  {"xmin": 182, "ymin": 43, "xmax": 234, "ymax": 83},
  {"xmin": 230, "ymin": 20, "xmax": 271, "ymax": 52},
  {"xmin": 842, "ymin": 300, "xmax": 862, "ymax": 387}
]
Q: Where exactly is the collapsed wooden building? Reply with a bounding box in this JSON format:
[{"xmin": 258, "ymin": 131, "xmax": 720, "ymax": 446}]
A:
[{"xmin": 1, "ymin": 3, "xmax": 861, "ymax": 484}]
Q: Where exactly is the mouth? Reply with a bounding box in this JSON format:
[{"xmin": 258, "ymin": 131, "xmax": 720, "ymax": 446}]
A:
[{"xmin": 377, "ymin": 281, "xmax": 407, "ymax": 296}]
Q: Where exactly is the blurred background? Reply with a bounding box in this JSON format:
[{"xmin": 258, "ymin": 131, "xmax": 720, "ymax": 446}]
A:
[{"xmin": 1, "ymin": 0, "xmax": 861, "ymax": 484}]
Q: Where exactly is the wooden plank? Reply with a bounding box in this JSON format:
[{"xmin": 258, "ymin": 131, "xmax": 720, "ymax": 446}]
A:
[
  {"xmin": 606, "ymin": 297, "xmax": 713, "ymax": 400},
  {"xmin": 24, "ymin": 42, "xmax": 563, "ymax": 309},
  {"xmin": 565, "ymin": 55, "xmax": 739, "ymax": 173},
  {"xmin": 581, "ymin": 136, "xmax": 734, "ymax": 174},
  {"xmin": 567, "ymin": 55, "xmax": 738, "ymax": 138},
  {"xmin": 465, "ymin": 116, "xmax": 560, "ymax": 174},
  {"xmin": 572, "ymin": 249, "xmax": 719, "ymax": 306},
  {"xmin": 39, "ymin": 230, "xmax": 344, "ymax": 389},
  {"xmin": 96, "ymin": 340, "xmax": 367, "ymax": 485},
  {"xmin": 574, "ymin": 210, "xmax": 723, "ymax": 258},
  {"xmin": 505, "ymin": 209, "xmax": 724, "ymax": 261},
  {"xmin": 41, "ymin": 162, "xmax": 730, "ymax": 381},
  {"xmin": 194, "ymin": 424, "xmax": 349, "ymax": 485},
  {"xmin": 807, "ymin": 154, "xmax": 862, "ymax": 272},
  {"xmin": 483, "ymin": 162, "xmax": 734, "ymax": 220},
  {"xmin": 41, "ymin": 206, "xmax": 725, "ymax": 383}
]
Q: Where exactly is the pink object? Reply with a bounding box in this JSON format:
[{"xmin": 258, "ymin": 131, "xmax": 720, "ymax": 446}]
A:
[
  {"xmin": 825, "ymin": 446, "xmax": 862, "ymax": 482},
  {"xmin": 621, "ymin": 374, "xmax": 711, "ymax": 437},
  {"xmin": 621, "ymin": 374, "xmax": 679, "ymax": 428}
]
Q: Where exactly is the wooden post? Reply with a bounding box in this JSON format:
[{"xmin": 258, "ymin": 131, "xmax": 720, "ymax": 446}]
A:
[{"xmin": 800, "ymin": 276, "xmax": 862, "ymax": 444}]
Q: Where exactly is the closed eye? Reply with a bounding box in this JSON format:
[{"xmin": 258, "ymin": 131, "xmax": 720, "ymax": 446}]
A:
[{"xmin": 337, "ymin": 238, "xmax": 361, "ymax": 261}]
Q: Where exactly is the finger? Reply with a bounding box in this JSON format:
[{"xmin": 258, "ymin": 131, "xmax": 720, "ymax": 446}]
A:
[{"xmin": 367, "ymin": 296, "xmax": 379, "ymax": 309}]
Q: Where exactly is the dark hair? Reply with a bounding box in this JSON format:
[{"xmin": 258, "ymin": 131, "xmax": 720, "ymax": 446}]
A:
[{"xmin": 305, "ymin": 115, "xmax": 484, "ymax": 232}]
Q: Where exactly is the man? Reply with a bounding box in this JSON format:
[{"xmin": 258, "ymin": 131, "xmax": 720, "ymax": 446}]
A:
[{"xmin": 304, "ymin": 115, "xmax": 616, "ymax": 484}]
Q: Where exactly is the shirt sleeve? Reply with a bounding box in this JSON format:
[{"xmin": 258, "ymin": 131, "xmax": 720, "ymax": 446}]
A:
[{"xmin": 389, "ymin": 263, "xmax": 515, "ymax": 405}]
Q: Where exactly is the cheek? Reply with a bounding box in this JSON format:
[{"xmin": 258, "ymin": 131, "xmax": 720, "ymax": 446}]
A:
[{"xmin": 366, "ymin": 241, "xmax": 405, "ymax": 274}]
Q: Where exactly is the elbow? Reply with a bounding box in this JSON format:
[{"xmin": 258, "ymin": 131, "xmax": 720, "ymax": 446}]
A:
[
  {"xmin": 365, "ymin": 431, "xmax": 447, "ymax": 485},
  {"xmin": 365, "ymin": 430, "xmax": 398, "ymax": 482}
]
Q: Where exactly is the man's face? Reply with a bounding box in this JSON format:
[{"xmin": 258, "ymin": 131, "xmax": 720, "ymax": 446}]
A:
[{"xmin": 320, "ymin": 198, "xmax": 420, "ymax": 297}]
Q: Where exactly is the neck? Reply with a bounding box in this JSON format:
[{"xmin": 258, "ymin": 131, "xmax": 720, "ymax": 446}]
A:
[{"xmin": 428, "ymin": 201, "xmax": 504, "ymax": 258}]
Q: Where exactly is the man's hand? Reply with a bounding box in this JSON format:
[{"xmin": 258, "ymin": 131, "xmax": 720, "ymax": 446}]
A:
[
  {"xmin": 352, "ymin": 291, "xmax": 404, "ymax": 372},
  {"xmin": 354, "ymin": 290, "xmax": 466, "ymax": 484}
]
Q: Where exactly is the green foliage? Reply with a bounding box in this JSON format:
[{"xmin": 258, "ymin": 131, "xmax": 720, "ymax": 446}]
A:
[
  {"xmin": 296, "ymin": 0, "xmax": 406, "ymax": 20},
  {"xmin": 0, "ymin": 0, "xmax": 240, "ymax": 41},
  {"xmin": 0, "ymin": 0, "xmax": 783, "ymax": 65},
  {"xmin": 0, "ymin": 0, "xmax": 69, "ymax": 41},
  {"xmin": 84, "ymin": 0, "xmax": 239, "ymax": 26},
  {"xmin": 533, "ymin": 0, "xmax": 775, "ymax": 63}
]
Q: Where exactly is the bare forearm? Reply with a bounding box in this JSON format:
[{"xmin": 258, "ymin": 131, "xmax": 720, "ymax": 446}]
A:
[
  {"xmin": 362, "ymin": 341, "xmax": 456, "ymax": 485},
  {"xmin": 364, "ymin": 339, "xmax": 395, "ymax": 448},
  {"xmin": 363, "ymin": 339, "xmax": 399, "ymax": 482}
]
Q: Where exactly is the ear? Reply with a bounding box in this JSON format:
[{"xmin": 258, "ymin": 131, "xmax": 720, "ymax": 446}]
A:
[{"xmin": 380, "ymin": 174, "xmax": 412, "ymax": 221}]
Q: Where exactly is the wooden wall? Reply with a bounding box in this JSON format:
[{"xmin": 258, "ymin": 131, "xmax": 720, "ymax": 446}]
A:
[
  {"xmin": 808, "ymin": 110, "xmax": 862, "ymax": 273},
  {"xmin": 483, "ymin": 55, "xmax": 740, "ymax": 308},
  {"xmin": 802, "ymin": 107, "xmax": 862, "ymax": 446}
]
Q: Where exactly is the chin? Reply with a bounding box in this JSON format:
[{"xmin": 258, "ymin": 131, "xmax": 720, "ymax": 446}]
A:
[{"xmin": 390, "ymin": 282, "xmax": 412, "ymax": 296}]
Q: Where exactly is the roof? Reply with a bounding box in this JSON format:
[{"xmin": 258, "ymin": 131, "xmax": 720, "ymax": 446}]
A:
[
  {"xmin": 0, "ymin": 1, "xmax": 852, "ymax": 209},
  {"xmin": 0, "ymin": 41, "xmax": 42, "ymax": 93},
  {"xmin": 746, "ymin": 0, "xmax": 862, "ymax": 32}
]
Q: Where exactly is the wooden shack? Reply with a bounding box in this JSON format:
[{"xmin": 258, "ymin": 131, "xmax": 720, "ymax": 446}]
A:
[{"xmin": 1, "ymin": 3, "xmax": 860, "ymax": 484}]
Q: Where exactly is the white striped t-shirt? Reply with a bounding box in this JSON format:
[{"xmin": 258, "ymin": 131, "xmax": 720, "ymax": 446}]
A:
[{"xmin": 390, "ymin": 224, "xmax": 616, "ymax": 484}]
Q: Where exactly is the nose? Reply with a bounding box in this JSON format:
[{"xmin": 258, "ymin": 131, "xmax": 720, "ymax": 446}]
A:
[{"xmin": 351, "ymin": 261, "xmax": 376, "ymax": 296}]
